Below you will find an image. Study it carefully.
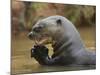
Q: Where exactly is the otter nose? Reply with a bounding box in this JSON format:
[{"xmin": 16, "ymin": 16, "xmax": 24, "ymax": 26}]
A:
[{"xmin": 28, "ymin": 32, "xmax": 33, "ymax": 39}]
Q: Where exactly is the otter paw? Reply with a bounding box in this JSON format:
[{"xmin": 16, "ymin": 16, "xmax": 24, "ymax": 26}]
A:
[{"xmin": 31, "ymin": 44, "xmax": 49, "ymax": 58}]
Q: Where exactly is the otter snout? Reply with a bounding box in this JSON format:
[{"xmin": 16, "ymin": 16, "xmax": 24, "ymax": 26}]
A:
[{"xmin": 28, "ymin": 32, "xmax": 34, "ymax": 40}]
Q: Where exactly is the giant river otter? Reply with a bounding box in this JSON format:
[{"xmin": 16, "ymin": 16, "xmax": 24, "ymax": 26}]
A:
[{"xmin": 28, "ymin": 15, "xmax": 96, "ymax": 66}]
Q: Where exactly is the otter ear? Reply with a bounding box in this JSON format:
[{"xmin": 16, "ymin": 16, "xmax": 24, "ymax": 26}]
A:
[{"xmin": 56, "ymin": 19, "xmax": 62, "ymax": 25}]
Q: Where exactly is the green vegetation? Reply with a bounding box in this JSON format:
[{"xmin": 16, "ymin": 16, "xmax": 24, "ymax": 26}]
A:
[{"xmin": 11, "ymin": 1, "xmax": 96, "ymax": 35}]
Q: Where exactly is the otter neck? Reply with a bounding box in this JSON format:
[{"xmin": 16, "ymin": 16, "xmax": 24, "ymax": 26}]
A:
[{"xmin": 52, "ymin": 28, "xmax": 65, "ymax": 41}]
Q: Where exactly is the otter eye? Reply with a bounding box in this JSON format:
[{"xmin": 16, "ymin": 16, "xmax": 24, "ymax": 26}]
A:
[
  {"xmin": 38, "ymin": 26, "xmax": 43, "ymax": 29},
  {"xmin": 33, "ymin": 25, "xmax": 43, "ymax": 32},
  {"xmin": 33, "ymin": 27, "xmax": 41, "ymax": 32},
  {"xmin": 56, "ymin": 19, "xmax": 62, "ymax": 25}
]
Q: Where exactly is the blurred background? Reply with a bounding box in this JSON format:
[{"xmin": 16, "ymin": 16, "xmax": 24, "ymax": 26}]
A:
[
  {"xmin": 11, "ymin": 0, "xmax": 96, "ymax": 74},
  {"xmin": 11, "ymin": 0, "xmax": 96, "ymax": 35}
]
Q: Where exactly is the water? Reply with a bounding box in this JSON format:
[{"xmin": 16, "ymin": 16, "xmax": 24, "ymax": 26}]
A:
[{"xmin": 11, "ymin": 27, "xmax": 96, "ymax": 74}]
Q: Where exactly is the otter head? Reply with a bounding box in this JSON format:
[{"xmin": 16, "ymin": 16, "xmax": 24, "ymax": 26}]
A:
[{"xmin": 28, "ymin": 17, "xmax": 63, "ymax": 43}]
